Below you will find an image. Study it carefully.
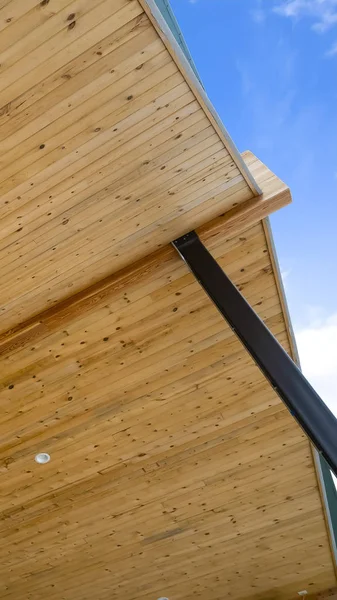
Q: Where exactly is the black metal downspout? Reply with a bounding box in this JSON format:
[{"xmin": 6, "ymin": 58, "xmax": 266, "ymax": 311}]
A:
[{"xmin": 172, "ymin": 230, "xmax": 337, "ymax": 478}]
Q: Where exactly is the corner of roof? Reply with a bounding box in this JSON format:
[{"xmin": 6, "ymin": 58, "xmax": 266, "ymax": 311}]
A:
[{"xmin": 140, "ymin": 0, "xmax": 262, "ymax": 196}]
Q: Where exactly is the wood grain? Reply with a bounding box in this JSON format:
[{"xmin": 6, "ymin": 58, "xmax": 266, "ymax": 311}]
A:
[
  {"xmin": 0, "ymin": 219, "xmax": 335, "ymax": 600},
  {"xmin": 0, "ymin": 0, "xmax": 290, "ymax": 334},
  {"xmin": 0, "ymin": 3, "xmax": 331, "ymax": 599}
]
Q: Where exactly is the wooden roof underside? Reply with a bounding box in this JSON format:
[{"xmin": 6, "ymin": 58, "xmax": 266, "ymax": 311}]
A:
[
  {"xmin": 0, "ymin": 0, "xmax": 288, "ymax": 332},
  {"xmin": 1, "ymin": 218, "xmax": 336, "ymax": 600},
  {"xmin": 0, "ymin": 1, "xmax": 335, "ymax": 599}
]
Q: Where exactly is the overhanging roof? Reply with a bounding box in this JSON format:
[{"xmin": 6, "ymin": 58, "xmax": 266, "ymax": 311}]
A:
[
  {"xmin": 0, "ymin": 0, "xmax": 290, "ymax": 333},
  {"xmin": 1, "ymin": 216, "xmax": 335, "ymax": 600},
  {"xmin": 0, "ymin": 1, "xmax": 336, "ymax": 599}
]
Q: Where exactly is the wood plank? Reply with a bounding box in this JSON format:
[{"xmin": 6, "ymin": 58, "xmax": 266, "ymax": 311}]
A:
[
  {"xmin": 0, "ymin": 6, "xmax": 293, "ymax": 334},
  {"xmin": 0, "ymin": 1, "xmax": 143, "ymax": 109},
  {"xmin": 0, "ymin": 220, "xmax": 335, "ymax": 600},
  {"xmin": 0, "ymin": 0, "xmax": 134, "ymax": 95},
  {"xmin": 0, "ymin": 0, "xmax": 41, "ymax": 36},
  {"xmin": 0, "ymin": 13, "xmax": 149, "ymax": 127},
  {"xmin": 138, "ymin": 0, "xmax": 260, "ymax": 195},
  {"xmin": 0, "ymin": 4, "xmax": 333, "ymax": 599}
]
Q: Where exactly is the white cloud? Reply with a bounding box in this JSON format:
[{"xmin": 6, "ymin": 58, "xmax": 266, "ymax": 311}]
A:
[
  {"xmin": 275, "ymin": 0, "xmax": 337, "ymax": 27},
  {"xmin": 326, "ymin": 40, "xmax": 337, "ymax": 54},
  {"xmin": 280, "ymin": 267, "xmax": 291, "ymax": 290},
  {"xmin": 295, "ymin": 311, "xmax": 337, "ymax": 416},
  {"xmin": 251, "ymin": 7, "xmax": 266, "ymax": 23},
  {"xmin": 274, "ymin": 0, "xmax": 337, "ymax": 54},
  {"xmin": 295, "ymin": 311, "xmax": 337, "ymax": 489},
  {"xmin": 251, "ymin": 0, "xmax": 266, "ymax": 23}
]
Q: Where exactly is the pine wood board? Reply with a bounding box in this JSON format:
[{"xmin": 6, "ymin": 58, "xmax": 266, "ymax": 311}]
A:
[
  {"xmin": 0, "ymin": 0, "xmax": 291, "ymax": 334},
  {"xmin": 0, "ymin": 1, "xmax": 328, "ymax": 598},
  {"xmin": 0, "ymin": 219, "xmax": 335, "ymax": 600}
]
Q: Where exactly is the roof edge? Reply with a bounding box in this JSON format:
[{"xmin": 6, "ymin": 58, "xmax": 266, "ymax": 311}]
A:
[
  {"xmin": 139, "ymin": 0, "xmax": 262, "ymax": 196},
  {"xmin": 263, "ymin": 216, "xmax": 337, "ymax": 577},
  {"xmin": 154, "ymin": 0, "xmax": 201, "ymax": 83}
]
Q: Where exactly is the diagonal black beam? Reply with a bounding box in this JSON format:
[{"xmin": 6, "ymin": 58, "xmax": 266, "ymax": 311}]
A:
[{"xmin": 172, "ymin": 230, "xmax": 337, "ymax": 478}]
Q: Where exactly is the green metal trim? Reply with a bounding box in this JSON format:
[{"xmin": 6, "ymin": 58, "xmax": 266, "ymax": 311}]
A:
[
  {"xmin": 318, "ymin": 454, "xmax": 337, "ymax": 560},
  {"xmin": 154, "ymin": 0, "xmax": 202, "ymax": 84}
]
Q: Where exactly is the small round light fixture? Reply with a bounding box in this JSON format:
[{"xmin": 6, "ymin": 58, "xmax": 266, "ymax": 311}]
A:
[
  {"xmin": 157, "ymin": 597, "xmax": 169, "ymax": 600},
  {"xmin": 35, "ymin": 453, "xmax": 50, "ymax": 464},
  {"xmin": 298, "ymin": 592, "xmax": 308, "ymax": 597}
]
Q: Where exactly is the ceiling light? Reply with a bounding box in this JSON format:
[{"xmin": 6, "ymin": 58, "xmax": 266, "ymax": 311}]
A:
[
  {"xmin": 298, "ymin": 592, "xmax": 308, "ymax": 597},
  {"xmin": 35, "ymin": 453, "xmax": 50, "ymax": 464},
  {"xmin": 157, "ymin": 597, "xmax": 169, "ymax": 600}
]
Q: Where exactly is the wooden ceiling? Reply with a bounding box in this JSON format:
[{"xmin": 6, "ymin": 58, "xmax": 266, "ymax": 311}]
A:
[
  {"xmin": 1, "ymin": 218, "xmax": 336, "ymax": 600},
  {"xmin": 0, "ymin": 0, "xmax": 263, "ymax": 333},
  {"xmin": 0, "ymin": 0, "xmax": 336, "ymax": 599}
]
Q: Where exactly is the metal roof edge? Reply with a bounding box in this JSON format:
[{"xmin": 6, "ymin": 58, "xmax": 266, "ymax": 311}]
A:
[
  {"xmin": 154, "ymin": 0, "xmax": 202, "ymax": 84},
  {"xmin": 315, "ymin": 451, "xmax": 337, "ymax": 570}
]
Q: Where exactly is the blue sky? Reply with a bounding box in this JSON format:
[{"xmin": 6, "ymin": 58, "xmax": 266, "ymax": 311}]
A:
[{"xmin": 170, "ymin": 0, "xmax": 337, "ymax": 416}]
